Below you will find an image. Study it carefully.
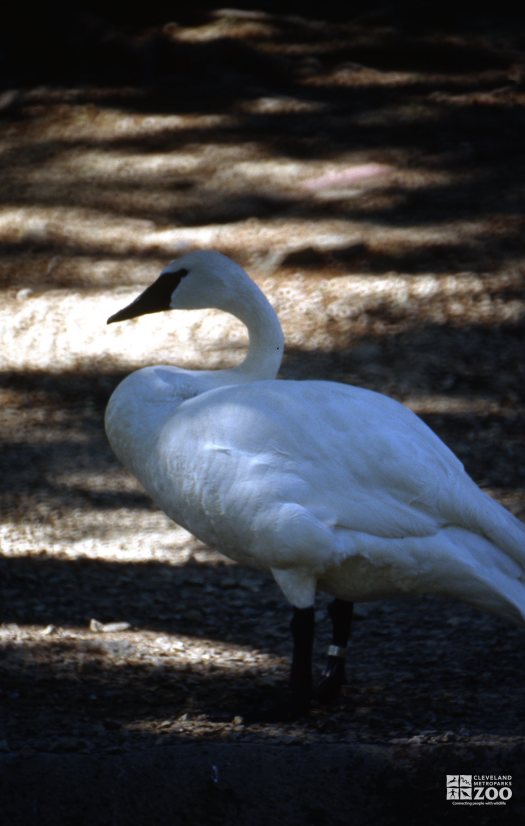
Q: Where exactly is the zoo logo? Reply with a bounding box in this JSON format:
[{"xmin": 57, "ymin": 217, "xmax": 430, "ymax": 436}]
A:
[{"xmin": 446, "ymin": 775, "xmax": 512, "ymax": 805}]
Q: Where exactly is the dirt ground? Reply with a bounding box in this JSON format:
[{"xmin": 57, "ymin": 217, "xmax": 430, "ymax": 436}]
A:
[{"xmin": 1, "ymin": 6, "xmax": 525, "ymax": 823}]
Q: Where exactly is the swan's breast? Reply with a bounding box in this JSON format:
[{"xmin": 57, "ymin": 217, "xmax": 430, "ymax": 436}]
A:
[{"xmin": 105, "ymin": 365, "xmax": 201, "ymax": 478}]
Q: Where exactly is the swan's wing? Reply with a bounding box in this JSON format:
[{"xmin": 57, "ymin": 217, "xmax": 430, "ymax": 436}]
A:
[
  {"xmin": 152, "ymin": 379, "xmax": 478, "ymax": 569},
  {"xmin": 145, "ymin": 378, "xmax": 525, "ymax": 618}
]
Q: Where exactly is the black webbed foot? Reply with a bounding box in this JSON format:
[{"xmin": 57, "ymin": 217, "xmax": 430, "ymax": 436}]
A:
[{"xmin": 318, "ymin": 658, "xmax": 347, "ymax": 703}]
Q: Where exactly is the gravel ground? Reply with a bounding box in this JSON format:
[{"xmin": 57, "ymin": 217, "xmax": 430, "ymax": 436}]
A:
[{"xmin": 1, "ymin": 7, "xmax": 525, "ymax": 823}]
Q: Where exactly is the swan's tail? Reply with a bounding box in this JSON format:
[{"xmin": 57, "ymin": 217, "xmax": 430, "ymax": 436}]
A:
[
  {"xmin": 433, "ymin": 524, "xmax": 525, "ymax": 626},
  {"xmin": 446, "ymin": 475, "xmax": 525, "ymax": 566},
  {"xmin": 457, "ymin": 565, "xmax": 525, "ymax": 626}
]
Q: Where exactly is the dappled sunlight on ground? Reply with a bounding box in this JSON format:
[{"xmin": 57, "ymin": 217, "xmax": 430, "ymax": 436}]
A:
[{"xmin": 1, "ymin": 8, "xmax": 524, "ymax": 764}]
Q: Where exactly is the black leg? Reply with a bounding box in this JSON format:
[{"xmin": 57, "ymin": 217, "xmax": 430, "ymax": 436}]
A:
[
  {"xmin": 289, "ymin": 606, "xmax": 315, "ymax": 715},
  {"xmin": 317, "ymin": 598, "xmax": 353, "ymax": 703},
  {"xmin": 243, "ymin": 605, "xmax": 314, "ymax": 723}
]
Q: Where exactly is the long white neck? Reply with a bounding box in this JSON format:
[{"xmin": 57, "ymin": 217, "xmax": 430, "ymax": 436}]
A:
[
  {"xmin": 225, "ymin": 279, "xmax": 284, "ymax": 381},
  {"xmin": 105, "ymin": 270, "xmax": 284, "ymax": 477}
]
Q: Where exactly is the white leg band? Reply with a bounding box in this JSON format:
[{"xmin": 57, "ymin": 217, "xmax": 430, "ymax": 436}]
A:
[{"xmin": 327, "ymin": 644, "xmax": 347, "ymax": 659}]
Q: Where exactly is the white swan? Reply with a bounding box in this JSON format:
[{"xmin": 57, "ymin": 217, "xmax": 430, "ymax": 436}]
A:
[{"xmin": 105, "ymin": 250, "xmax": 525, "ymax": 717}]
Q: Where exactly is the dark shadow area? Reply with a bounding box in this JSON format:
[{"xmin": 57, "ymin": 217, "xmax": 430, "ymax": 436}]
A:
[
  {"xmin": 1, "ymin": 4, "xmax": 523, "ymax": 89},
  {"xmin": 279, "ymin": 232, "xmax": 525, "ymax": 275},
  {"xmin": 0, "ymin": 743, "xmax": 523, "ymax": 826},
  {"xmin": 1, "ymin": 568, "xmax": 525, "ymax": 750},
  {"xmin": 0, "ymin": 552, "xmax": 281, "ymax": 640}
]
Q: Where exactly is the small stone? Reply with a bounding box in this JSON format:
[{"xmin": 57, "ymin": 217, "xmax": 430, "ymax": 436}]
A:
[
  {"xmin": 99, "ymin": 622, "xmax": 131, "ymax": 633},
  {"xmin": 42, "ymin": 625, "xmax": 57, "ymax": 635},
  {"xmin": 16, "ymin": 288, "xmax": 33, "ymax": 301},
  {"xmin": 90, "ymin": 619, "xmax": 131, "ymax": 633},
  {"xmin": 90, "ymin": 618, "xmax": 104, "ymax": 632}
]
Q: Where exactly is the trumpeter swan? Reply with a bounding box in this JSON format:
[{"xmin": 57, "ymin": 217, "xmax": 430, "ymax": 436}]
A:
[{"xmin": 105, "ymin": 250, "xmax": 525, "ymax": 718}]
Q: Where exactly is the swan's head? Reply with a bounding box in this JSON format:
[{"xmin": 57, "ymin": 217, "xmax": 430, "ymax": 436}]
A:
[{"xmin": 107, "ymin": 250, "xmax": 254, "ymax": 324}]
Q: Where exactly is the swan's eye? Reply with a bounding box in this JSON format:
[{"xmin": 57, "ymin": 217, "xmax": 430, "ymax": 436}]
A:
[{"xmin": 160, "ymin": 267, "xmax": 189, "ymax": 291}]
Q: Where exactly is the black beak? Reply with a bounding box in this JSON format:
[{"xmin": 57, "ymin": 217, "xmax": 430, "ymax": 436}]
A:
[
  {"xmin": 107, "ymin": 293, "xmax": 152, "ymax": 324},
  {"xmin": 107, "ymin": 268, "xmax": 188, "ymax": 324}
]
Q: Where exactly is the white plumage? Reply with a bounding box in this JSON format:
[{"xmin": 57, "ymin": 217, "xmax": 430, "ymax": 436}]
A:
[{"xmin": 105, "ymin": 250, "xmax": 525, "ymax": 713}]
